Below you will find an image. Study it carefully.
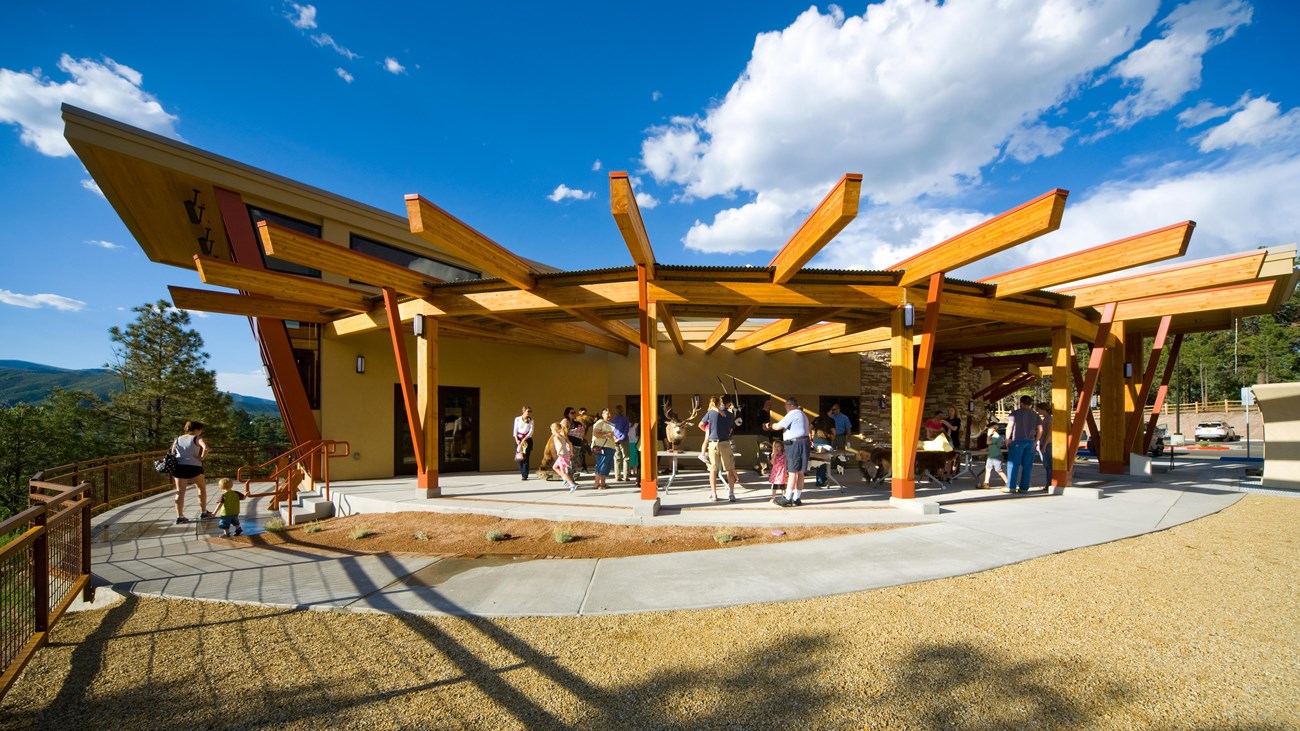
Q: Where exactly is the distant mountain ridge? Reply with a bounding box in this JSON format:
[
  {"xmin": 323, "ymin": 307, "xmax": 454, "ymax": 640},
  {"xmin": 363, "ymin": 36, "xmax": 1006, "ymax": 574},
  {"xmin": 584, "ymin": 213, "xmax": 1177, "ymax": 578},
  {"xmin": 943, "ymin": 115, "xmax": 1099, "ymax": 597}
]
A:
[{"xmin": 0, "ymin": 360, "xmax": 280, "ymax": 416}]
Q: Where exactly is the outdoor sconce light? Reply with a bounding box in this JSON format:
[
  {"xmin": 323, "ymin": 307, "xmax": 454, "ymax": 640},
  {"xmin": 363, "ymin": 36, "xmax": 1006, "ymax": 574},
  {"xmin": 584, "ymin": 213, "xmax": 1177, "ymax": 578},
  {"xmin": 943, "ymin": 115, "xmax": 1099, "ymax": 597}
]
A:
[
  {"xmin": 1124, "ymin": 361, "xmax": 1134, "ymax": 379},
  {"xmin": 184, "ymin": 189, "xmax": 205, "ymax": 225},
  {"xmin": 879, "ymin": 394, "xmax": 888, "ymax": 409},
  {"xmin": 355, "ymin": 355, "xmax": 365, "ymax": 374},
  {"xmin": 196, "ymin": 227, "xmax": 214, "ymax": 255},
  {"xmin": 902, "ymin": 302, "xmax": 915, "ymax": 329},
  {"xmin": 968, "ymin": 400, "xmax": 975, "ymax": 412},
  {"xmin": 413, "ymin": 313, "xmax": 426, "ymax": 338}
]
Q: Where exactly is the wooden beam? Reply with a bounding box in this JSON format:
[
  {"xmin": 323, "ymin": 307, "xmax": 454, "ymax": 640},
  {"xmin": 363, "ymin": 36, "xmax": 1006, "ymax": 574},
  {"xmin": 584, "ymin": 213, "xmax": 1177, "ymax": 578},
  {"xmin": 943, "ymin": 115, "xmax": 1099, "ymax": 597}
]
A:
[
  {"xmin": 610, "ymin": 172, "xmax": 655, "ymax": 280},
  {"xmin": 768, "ymin": 174, "xmax": 862, "ymax": 283},
  {"xmin": 733, "ymin": 308, "xmax": 844, "ymax": 353},
  {"xmin": 703, "ymin": 306, "xmax": 758, "ymax": 353},
  {"xmin": 168, "ymin": 286, "xmax": 332, "ymax": 323},
  {"xmin": 258, "ymin": 221, "xmax": 440, "ymax": 297},
  {"xmin": 803, "ymin": 326, "xmax": 892, "ymax": 354},
  {"xmin": 760, "ymin": 317, "xmax": 886, "ymax": 352},
  {"xmin": 889, "ymin": 189, "xmax": 1068, "ymax": 287},
  {"xmin": 1058, "ymin": 249, "xmax": 1266, "ymax": 307},
  {"xmin": 657, "ymin": 303, "xmax": 685, "ymax": 355},
  {"xmin": 384, "ymin": 287, "xmax": 425, "ymax": 476},
  {"xmin": 496, "ymin": 315, "xmax": 629, "ymax": 355},
  {"xmin": 938, "ymin": 291, "xmax": 1068, "ymax": 329},
  {"xmin": 193, "ymin": 255, "xmax": 374, "ymax": 312},
  {"xmin": 405, "ymin": 194, "xmax": 535, "ymax": 290},
  {"xmin": 982, "ymin": 221, "xmax": 1194, "ymax": 297},
  {"xmin": 564, "ymin": 308, "xmax": 640, "ymax": 345},
  {"xmin": 1113, "ymin": 281, "xmax": 1278, "ymax": 321},
  {"xmin": 972, "ymin": 369, "xmax": 1029, "ymax": 400},
  {"xmin": 1125, "ymin": 316, "xmax": 1172, "ymax": 457},
  {"xmin": 1066, "ymin": 302, "xmax": 1115, "ymax": 473},
  {"xmin": 972, "ymin": 353, "xmax": 1050, "ymax": 368},
  {"xmin": 439, "ymin": 319, "xmax": 585, "ymax": 352},
  {"xmin": 983, "ymin": 372, "xmax": 1039, "ymax": 403}
]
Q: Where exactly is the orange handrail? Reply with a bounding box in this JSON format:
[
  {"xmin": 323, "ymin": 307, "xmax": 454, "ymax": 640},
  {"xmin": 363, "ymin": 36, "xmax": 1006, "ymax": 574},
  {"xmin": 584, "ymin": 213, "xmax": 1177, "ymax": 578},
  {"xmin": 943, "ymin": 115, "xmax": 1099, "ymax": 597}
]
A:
[{"xmin": 236, "ymin": 440, "xmax": 349, "ymax": 524}]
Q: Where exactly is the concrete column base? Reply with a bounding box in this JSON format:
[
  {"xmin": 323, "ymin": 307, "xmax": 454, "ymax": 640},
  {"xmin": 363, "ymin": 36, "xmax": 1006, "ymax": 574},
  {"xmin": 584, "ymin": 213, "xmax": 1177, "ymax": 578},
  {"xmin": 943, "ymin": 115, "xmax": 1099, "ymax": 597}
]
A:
[
  {"xmin": 633, "ymin": 498, "xmax": 661, "ymax": 518},
  {"xmin": 889, "ymin": 497, "xmax": 940, "ymax": 515},
  {"xmin": 1127, "ymin": 453, "xmax": 1153, "ymax": 483},
  {"xmin": 1063, "ymin": 486, "xmax": 1103, "ymax": 499}
]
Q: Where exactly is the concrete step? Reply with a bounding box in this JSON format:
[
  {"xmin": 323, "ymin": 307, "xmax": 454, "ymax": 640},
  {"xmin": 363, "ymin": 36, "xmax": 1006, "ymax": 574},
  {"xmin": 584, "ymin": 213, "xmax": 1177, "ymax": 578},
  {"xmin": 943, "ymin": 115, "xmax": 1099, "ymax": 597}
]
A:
[{"xmin": 280, "ymin": 490, "xmax": 334, "ymax": 525}]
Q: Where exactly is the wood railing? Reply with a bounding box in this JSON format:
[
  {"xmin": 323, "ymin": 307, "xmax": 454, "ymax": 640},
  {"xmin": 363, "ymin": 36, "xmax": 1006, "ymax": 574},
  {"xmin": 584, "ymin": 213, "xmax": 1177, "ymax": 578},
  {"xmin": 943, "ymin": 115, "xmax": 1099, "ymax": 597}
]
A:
[
  {"xmin": 236, "ymin": 440, "xmax": 350, "ymax": 524},
  {"xmin": 0, "ymin": 481, "xmax": 93, "ymax": 700}
]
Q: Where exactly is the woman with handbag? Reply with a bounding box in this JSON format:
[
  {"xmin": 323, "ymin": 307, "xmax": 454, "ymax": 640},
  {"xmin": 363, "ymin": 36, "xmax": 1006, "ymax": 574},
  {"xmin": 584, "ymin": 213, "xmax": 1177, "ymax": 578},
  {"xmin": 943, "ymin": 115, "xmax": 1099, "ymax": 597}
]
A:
[
  {"xmin": 171, "ymin": 420, "xmax": 210, "ymax": 525},
  {"xmin": 590, "ymin": 407, "xmax": 617, "ymax": 489},
  {"xmin": 512, "ymin": 406, "xmax": 534, "ymax": 480}
]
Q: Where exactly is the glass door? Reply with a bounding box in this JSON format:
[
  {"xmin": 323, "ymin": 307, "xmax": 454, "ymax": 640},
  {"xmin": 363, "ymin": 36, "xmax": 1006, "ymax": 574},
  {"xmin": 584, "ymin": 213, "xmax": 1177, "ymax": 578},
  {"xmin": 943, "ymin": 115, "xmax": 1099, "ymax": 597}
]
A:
[{"xmin": 440, "ymin": 386, "xmax": 480, "ymax": 473}]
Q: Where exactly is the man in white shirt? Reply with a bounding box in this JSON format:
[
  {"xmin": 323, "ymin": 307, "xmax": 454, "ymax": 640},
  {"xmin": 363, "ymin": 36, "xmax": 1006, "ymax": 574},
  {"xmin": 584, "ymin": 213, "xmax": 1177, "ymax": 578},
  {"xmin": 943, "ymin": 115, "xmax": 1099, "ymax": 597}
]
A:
[{"xmin": 766, "ymin": 398, "xmax": 810, "ymax": 506}]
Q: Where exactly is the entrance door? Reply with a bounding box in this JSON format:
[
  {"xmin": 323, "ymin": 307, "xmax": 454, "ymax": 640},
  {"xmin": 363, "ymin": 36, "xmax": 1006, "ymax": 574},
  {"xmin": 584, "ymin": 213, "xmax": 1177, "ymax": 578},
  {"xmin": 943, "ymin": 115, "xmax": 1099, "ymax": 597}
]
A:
[
  {"xmin": 439, "ymin": 386, "xmax": 480, "ymax": 473},
  {"xmin": 394, "ymin": 385, "xmax": 417, "ymax": 475}
]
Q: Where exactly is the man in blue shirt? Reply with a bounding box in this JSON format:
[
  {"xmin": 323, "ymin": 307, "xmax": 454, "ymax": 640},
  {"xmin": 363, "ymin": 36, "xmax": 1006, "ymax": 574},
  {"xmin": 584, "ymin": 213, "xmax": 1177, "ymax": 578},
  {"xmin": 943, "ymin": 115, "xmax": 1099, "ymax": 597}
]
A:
[
  {"xmin": 698, "ymin": 397, "xmax": 739, "ymax": 502},
  {"xmin": 611, "ymin": 405, "xmax": 631, "ymax": 483},
  {"xmin": 1005, "ymin": 395, "xmax": 1043, "ymax": 494},
  {"xmin": 829, "ymin": 403, "xmax": 853, "ymax": 450}
]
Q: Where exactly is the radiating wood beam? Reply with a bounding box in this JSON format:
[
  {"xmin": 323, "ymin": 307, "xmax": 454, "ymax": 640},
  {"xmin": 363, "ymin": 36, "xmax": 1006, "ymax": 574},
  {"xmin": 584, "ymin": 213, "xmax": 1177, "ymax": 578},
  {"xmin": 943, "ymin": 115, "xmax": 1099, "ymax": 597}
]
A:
[
  {"xmin": 703, "ymin": 306, "xmax": 758, "ymax": 354},
  {"xmin": 972, "ymin": 353, "xmax": 1050, "ymax": 368},
  {"xmin": 760, "ymin": 317, "xmax": 887, "ymax": 353},
  {"xmin": 658, "ymin": 303, "xmax": 685, "ymax": 355},
  {"xmin": 406, "ymin": 194, "xmax": 535, "ymax": 290},
  {"xmin": 384, "ymin": 287, "xmax": 425, "ymax": 476},
  {"xmin": 1066, "ymin": 303, "xmax": 1116, "ymax": 473},
  {"xmin": 981, "ymin": 221, "xmax": 1194, "ymax": 297},
  {"xmin": 983, "ymin": 372, "xmax": 1039, "ymax": 403},
  {"xmin": 890, "ymin": 189, "xmax": 1068, "ymax": 287},
  {"xmin": 1058, "ymin": 249, "xmax": 1266, "ymax": 307},
  {"xmin": 259, "ymin": 222, "xmax": 441, "ymax": 297},
  {"xmin": 1125, "ymin": 316, "xmax": 1172, "ymax": 457},
  {"xmin": 496, "ymin": 315, "xmax": 629, "ymax": 355},
  {"xmin": 1113, "ymin": 281, "xmax": 1278, "ymax": 321},
  {"xmin": 803, "ymin": 326, "xmax": 893, "ymax": 353},
  {"xmin": 439, "ymin": 320, "xmax": 585, "ymax": 352},
  {"xmin": 768, "ymin": 174, "xmax": 862, "ymax": 283},
  {"xmin": 564, "ymin": 308, "xmax": 640, "ymax": 345},
  {"xmin": 194, "ymin": 255, "xmax": 374, "ymax": 312},
  {"xmin": 610, "ymin": 172, "xmax": 655, "ymax": 280},
  {"xmin": 168, "ymin": 286, "xmax": 332, "ymax": 323},
  {"xmin": 972, "ymin": 370, "xmax": 1029, "ymax": 400},
  {"xmin": 733, "ymin": 308, "xmax": 844, "ymax": 353},
  {"xmin": 1142, "ymin": 333, "xmax": 1183, "ymax": 454}
]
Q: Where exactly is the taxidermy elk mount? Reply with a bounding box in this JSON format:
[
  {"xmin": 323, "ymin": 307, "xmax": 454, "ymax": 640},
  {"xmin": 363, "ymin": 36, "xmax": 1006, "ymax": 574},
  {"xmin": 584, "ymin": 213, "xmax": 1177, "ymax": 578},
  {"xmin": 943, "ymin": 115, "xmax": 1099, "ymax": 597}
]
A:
[{"xmin": 662, "ymin": 396, "xmax": 702, "ymax": 452}]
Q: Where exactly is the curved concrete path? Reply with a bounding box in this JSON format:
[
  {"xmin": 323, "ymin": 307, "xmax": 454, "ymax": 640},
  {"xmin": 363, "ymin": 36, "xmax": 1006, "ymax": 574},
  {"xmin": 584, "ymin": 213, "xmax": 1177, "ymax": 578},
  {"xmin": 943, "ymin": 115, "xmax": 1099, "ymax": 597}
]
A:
[{"xmin": 87, "ymin": 462, "xmax": 1250, "ymax": 616}]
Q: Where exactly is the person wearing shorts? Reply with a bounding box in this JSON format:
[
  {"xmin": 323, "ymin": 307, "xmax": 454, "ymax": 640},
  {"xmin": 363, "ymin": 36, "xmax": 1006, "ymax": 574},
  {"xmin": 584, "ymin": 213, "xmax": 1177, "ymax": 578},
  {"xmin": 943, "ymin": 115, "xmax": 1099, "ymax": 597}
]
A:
[
  {"xmin": 698, "ymin": 397, "xmax": 739, "ymax": 502},
  {"xmin": 767, "ymin": 398, "xmax": 810, "ymax": 507},
  {"xmin": 170, "ymin": 420, "xmax": 210, "ymax": 524}
]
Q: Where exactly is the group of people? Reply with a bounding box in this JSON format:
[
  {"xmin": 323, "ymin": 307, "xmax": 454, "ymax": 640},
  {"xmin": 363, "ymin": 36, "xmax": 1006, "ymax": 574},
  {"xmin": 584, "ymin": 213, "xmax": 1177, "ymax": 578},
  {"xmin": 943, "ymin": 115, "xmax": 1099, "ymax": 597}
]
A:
[
  {"xmin": 981, "ymin": 395, "xmax": 1054, "ymax": 493},
  {"xmin": 514, "ymin": 405, "xmax": 642, "ymax": 491}
]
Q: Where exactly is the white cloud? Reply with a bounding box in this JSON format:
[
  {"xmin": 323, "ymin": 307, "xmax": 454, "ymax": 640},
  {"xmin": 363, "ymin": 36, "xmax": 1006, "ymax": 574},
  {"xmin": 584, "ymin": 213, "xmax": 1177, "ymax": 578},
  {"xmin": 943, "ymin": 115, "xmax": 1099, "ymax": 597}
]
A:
[
  {"xmin": 85, "ymin": 239, "xmax": 122, "ymax": 249},
  {"xmin": 635, "ymin": 191, "xmax": 660, "ymax": 210},
  {"xmin": 0, "ymin": 289, "xmax": 86, "ymax": 311},
  {"xmin": 335, "ymin": 67, "xmax": 354, "ymax": 84},
  {"xmin": 217, "ymin": 370, "xmax": 274, "ymax": 400},
  {"xmin": 312, "ymin": 33, "xmax": 359, "ymax": 60},
  {"xmin": 285, "ymin": 2, "xmax": 317, "ymax": 30},
  {"xmin": 383, "ymin": 57, "xmax": 406, "ymax": 74},
  {"xmin": 652, "ymin": 90, "xmax": 662, "ymax": 101},
  {"xmin": 642, "ymin": 0, "xmax": 1159, "ymax": 254},
  {"xmin": 81, "ymin": 178, "xmax": 104, "ymax": 197},
  {"xmin": 816, "ymin": 203, "xmax": 988, "ymax": 271},
  {"xmin": 591, "ymin": 159, "xmax": 602, "ymax": 172},
  {"xmin": 0, "ymin": 54, "xmax": 178, "ymax": 157},
  {"xmin": 547, "ymin": 184, "xmax": 595, "ymax": 203},
  {"xmin": 1178, "ymin": 99, "xmax": 1232, "ymax": 128},
  {"xmin": 1197, "ymin": 95, "xmax": 1300, "ymax": 152},
  {"xmin": 1108, "ymin": 0, "xmax": 1252, "ymax": 129}
]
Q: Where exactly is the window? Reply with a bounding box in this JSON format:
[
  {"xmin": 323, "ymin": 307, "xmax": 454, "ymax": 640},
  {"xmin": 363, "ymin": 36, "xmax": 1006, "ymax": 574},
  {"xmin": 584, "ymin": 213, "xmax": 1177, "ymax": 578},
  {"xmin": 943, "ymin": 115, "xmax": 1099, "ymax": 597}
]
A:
[
  {"xmin": 246, "ymin": 206, "xmax": 321, "ymax": 278},
  {"xmin": 350, "ymin": 233, "xmax": 479, "ymax": 284},
  {"xmin": 819, "ymin": 396, "xmax": 859, "ymax": 434},
  {"xmin": 285, "ymin": 321, "xmax": 321, "ymax": 409},
  {"xmin": 734, "ymin": 394, "xmax": 774, "ymax": 436}
]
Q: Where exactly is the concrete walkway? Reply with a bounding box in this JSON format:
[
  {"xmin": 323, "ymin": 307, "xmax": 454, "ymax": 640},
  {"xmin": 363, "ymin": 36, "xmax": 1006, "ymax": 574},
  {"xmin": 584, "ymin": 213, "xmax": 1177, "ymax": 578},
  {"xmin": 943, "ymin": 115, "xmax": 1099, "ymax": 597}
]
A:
[{"xmin": 87, "ymin": 461, "xmax": 1251, "ymax": 616}]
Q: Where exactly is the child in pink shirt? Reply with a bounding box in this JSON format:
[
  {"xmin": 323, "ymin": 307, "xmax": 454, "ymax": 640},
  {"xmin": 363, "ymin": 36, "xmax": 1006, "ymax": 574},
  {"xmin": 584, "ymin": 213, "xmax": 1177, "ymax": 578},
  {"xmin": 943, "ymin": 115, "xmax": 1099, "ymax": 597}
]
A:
[{"xmin": 768, "ymin": 440, "xmax": 787, "ymax": 502}]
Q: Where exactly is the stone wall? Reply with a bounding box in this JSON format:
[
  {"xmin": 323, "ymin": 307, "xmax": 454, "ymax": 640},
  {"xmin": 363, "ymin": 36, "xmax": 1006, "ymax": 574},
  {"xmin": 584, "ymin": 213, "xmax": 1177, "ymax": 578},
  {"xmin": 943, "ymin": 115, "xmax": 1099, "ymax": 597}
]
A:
[{"xmin": 858, "ymin": 350, "xmax": 991, "ymax": 448}]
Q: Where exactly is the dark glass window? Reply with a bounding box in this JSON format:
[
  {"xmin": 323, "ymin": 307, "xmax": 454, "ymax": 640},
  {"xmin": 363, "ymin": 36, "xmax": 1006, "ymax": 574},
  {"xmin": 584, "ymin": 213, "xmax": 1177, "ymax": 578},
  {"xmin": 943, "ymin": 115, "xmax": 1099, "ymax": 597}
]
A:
[
  {"xmin": 285, "ymin": 321, "xmax": 321, "ymax": 409},
  {"xmin": 246, "ymin": 206, "xmax": 321, "ymax": 278},
  {"xmin": 734, "ymin": 394, "xmax": 773, "ymax": 436},
  {"xmin": 819, "ymin": 395, "xmax": 859, "ymax": 434},
  {"xmin": 350, "ymin": 233, "xmax": 479, "ymax": 284}
]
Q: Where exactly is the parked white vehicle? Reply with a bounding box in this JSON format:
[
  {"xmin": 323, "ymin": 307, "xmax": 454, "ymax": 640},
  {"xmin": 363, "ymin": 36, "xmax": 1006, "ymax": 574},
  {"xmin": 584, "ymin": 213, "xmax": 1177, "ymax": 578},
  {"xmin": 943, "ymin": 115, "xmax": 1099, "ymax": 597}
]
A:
[{"xmin": 1194, "ymin": 421, "xmax": 1238, "ymax": 442}]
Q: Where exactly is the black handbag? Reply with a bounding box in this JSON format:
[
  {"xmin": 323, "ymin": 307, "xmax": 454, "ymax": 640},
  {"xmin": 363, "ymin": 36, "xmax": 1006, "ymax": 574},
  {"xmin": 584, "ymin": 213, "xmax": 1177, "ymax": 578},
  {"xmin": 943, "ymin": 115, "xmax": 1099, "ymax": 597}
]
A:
[{"xmin": 155, "ymin": 441, "xmax": 178, "ymax": 474}]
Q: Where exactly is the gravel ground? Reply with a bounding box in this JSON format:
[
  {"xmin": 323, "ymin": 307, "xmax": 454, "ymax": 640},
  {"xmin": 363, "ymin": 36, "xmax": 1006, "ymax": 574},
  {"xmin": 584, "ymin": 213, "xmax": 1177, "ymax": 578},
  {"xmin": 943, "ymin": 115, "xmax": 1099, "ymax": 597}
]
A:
[{"xmin": 3, "ymin": 494, "xmax": 1297, "ymax": 730}]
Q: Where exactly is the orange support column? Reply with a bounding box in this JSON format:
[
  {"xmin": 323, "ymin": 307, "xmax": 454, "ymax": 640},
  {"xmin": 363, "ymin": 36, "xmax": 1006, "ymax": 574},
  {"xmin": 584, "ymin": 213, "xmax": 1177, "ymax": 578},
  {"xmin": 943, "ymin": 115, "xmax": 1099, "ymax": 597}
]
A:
[
  {"xmin": 417, "ymin": 304, "xmax": 440, "ymax": 497},
  {"xmin": 636, "ymin": 265, "xmax": 661, "ymax": 515},
  {"xmin": 890, "ymin": 305, "xmax": 915, "ymax": 499},
  {"xmin": 382, "ymin": 288, "xmax": 427, "ymax": 485}
]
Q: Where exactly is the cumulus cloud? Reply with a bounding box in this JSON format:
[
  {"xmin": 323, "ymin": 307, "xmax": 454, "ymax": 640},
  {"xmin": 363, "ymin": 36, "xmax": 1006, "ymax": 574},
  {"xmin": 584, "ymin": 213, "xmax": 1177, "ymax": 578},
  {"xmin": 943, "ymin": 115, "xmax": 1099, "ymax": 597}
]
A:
[
  {"xmin": 285, "ymin": 2, "xmax": 317, "ymax": 30},
  {"xmin": 816, "ymin": 203, "xmax": 989, "ymax": 271},
  {"xmin": 85, "ymin": 239, "xmax": 122, "ymax": 249},
  {"xmin": 0, "ymin": 289, "xmax": 86, "ymax": 311},
  {"xmin": 642, "ymin": 0, "xmax": 1159, "ymax": 253},
  {"xmin": 81, "ymin": 178, "xmax": 104, "ymax": 197},
  {"xmin": 312, "ymin": 33, "xmax": 359, "ymax": 60},
  {"xmin": 591, "ymin": 159, "xmax": 602, "ymax": 172},
  {"xmin": 1197, "ymin": 95, "xmax": 1300, "ymax": 152},
  {"xmin": 635, "ymin": 191, "xmax": 660, "ymax": 210},
  {"xmin": 335, "ymin": 67, "xmax": 354, "ymax": 83},
  {"xmin": 383, "ymin": 57, "xmax": 406, "ymax": 74},
  {"xmin": 0, "ymin": 55, "xmax": 178, "ymax": 157},
  {"xmin": 1108, "ymin": 0, "xmax": 1252, "ymax": 129},
  {"xmin": 547, "ymin": 184, "xmax": 595, "ymax": 203},
  {"xmin": 652, "ymin": 90, "xmax": 662, "ymax": 101},
  {"xmin": 1177, "ymin": 99, "xmax": 1233, "ymax": 128}
]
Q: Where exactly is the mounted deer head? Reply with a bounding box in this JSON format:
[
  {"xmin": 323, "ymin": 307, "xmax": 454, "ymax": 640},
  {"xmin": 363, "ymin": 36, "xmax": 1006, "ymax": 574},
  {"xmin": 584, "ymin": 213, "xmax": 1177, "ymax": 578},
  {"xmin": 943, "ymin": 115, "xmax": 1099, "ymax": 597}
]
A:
[{"xmin": 662, "ymin": 395, "xmax": 702, "ymax": 452}]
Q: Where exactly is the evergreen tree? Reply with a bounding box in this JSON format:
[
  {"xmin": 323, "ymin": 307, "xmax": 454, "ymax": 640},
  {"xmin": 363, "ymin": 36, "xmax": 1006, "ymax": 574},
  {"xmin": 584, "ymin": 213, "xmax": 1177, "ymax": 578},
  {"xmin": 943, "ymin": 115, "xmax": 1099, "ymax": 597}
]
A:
[{"xmin": 106, "ymin": 301, "xmax": 237, "ymax": 452}]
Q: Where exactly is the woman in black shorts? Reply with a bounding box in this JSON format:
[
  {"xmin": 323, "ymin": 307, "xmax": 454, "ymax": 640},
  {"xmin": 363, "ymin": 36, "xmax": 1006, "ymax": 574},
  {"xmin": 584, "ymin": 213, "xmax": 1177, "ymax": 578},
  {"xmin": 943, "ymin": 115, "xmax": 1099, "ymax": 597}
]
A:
[{"xmin": 171, "ymin": 420, "xmax": 210, "ymax": 524}]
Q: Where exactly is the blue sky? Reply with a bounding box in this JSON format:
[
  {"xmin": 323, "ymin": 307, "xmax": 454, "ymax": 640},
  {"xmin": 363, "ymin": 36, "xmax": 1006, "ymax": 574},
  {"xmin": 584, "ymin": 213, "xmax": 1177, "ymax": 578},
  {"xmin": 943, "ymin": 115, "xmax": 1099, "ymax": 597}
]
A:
[{"xmin": 2, "ymin": 0, "xmax": 1298, "ymax": 399}]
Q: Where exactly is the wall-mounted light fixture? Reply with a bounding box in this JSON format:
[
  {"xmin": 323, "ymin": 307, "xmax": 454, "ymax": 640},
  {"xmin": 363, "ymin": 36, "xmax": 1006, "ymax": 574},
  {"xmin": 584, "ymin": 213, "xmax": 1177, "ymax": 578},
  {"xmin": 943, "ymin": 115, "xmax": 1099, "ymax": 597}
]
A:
[
  {"xmin": 413, "ymin": 313, "xmax": 426, "ymax": 338},
  {"xmin": 183, "ymin": 189, "xmax": 205, "ymax": 225},
  {"xmin": 1123, "ymin": 361, "xmax": 1134, "ymax": 379},
  {"xmin": 902, "ymin": 302, "xmax": 915, "ymax": 329},
  {"xmin": 879, "ymin": 394, "xmax": 888, "ymax": 409},
  {"xmin": 355, "ymin": 355, "xmax": 366, "ymax": 374},
  {"xmin": 968, "ymin": 400, "xmax": 975, "ymax": 412},
  {"xmin": 196, "ymin": 227, "xmax": 214, "ymax": 255}
]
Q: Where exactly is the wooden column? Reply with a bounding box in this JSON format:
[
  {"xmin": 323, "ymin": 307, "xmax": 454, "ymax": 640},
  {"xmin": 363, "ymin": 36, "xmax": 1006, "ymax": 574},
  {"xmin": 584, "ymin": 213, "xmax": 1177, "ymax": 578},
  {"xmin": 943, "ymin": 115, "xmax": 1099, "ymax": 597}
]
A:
[
  {"xmin": 1099, "ymin": 321, "xmax": 1127, "ymax": 473},
  {"xmin": 417, "ymin": 304, "xmax": 440, "ymax": 497},
  {"xmin": 1050, "ymin": 327, "xmax": 1072, "ymax": 488},
  {"xmin": 890, "ymin": 305, "xmax": 915, "ymax": 499},
  {"xmin": 637, "ymin": 265, "xmax": 661, "ymax": 512}
]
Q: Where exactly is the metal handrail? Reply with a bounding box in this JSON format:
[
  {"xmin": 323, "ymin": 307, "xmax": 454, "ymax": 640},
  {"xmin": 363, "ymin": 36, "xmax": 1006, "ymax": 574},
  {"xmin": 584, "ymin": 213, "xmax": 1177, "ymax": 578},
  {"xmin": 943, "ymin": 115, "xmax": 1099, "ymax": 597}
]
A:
[{"xmin": 237, "ymin": 440, "xmax": 350, "ymax": 525}]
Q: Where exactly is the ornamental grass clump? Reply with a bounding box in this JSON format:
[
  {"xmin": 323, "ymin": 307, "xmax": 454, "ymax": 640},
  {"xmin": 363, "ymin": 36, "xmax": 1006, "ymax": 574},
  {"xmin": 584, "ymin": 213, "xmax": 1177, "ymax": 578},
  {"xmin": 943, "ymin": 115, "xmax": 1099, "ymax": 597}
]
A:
[
  {"xmin": 349, "ymin": 526, "xmax": 374, "ymax": 540},
  {"xmin": 553, "ymin": 526, "xmax": 574, "ymax": 544},
  {"xmin": 265, "ymin": 517, "xmax": 287, "ymax": 533},
  {"xmin": 713, "ymin": 530, "xmax": 737, "ymax": 546},
  {"xmin": 304, "ymin": 522, "xmax": 323, "ymax": 534},
  {"xmin": 414, "ymin": 531, "xmax": 430, "ymax": 541},
  {"xmin": 485, "ymin": 530, "xmax": 505, "ymax": 542}
]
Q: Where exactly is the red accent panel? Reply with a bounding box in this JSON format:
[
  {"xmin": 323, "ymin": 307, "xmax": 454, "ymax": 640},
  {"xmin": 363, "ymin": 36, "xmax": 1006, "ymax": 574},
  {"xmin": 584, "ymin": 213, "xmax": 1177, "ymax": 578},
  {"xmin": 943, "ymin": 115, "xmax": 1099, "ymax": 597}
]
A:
[
  {"xmin": 1142, "ymin": 333, "xmax": 1183, "ymax": 454},
  {"xmin": 383, "ymin": 287, "xmax": 425, "ymax": 475},
  {"xmin": 1066, "ymin": 302, "xmax": 1116, "ymax": 471},
  {"xmin": 1125, "ymin": 316, "xmax": 1172, "ymax": 455},
  {"xmin": 213, "ymin": 187, "xmax": 321, "ymax": 445}
]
